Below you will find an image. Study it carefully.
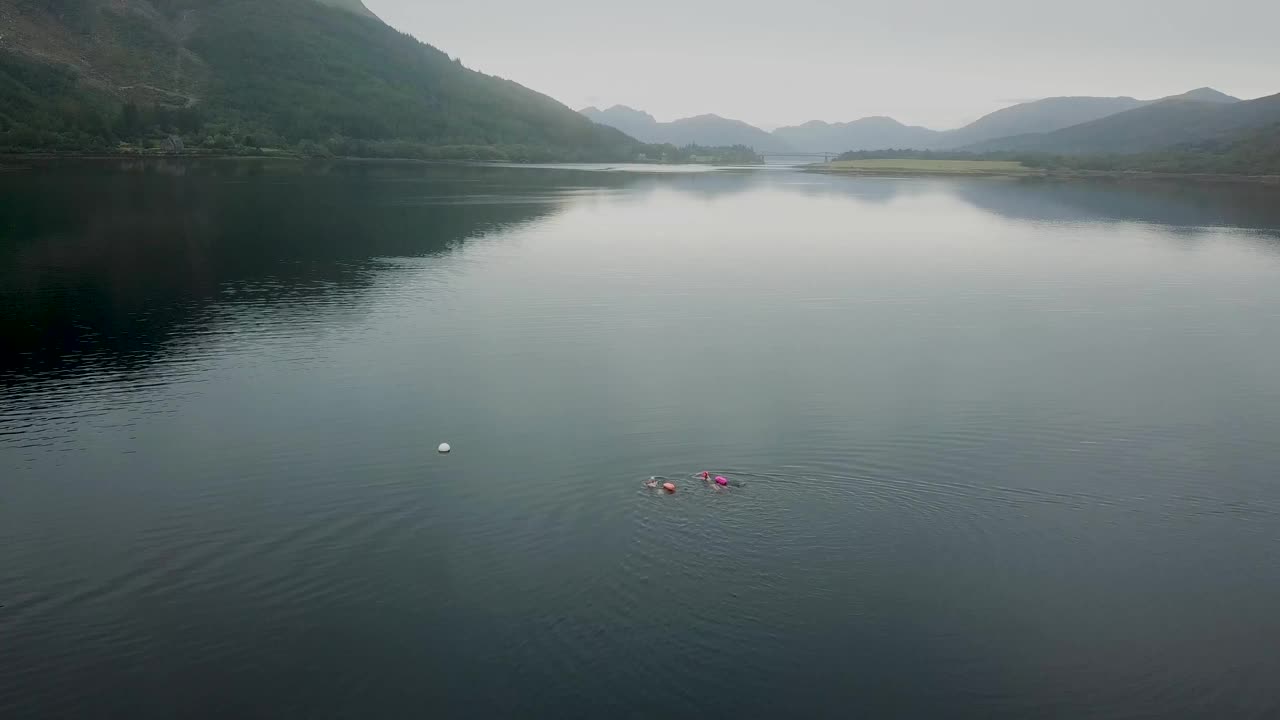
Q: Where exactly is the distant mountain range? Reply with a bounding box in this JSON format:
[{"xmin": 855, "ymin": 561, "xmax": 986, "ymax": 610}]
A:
[
  {"xmin": 580, "ymin": 87, "xmax": 1280, "ymax": 158},
  {"xmin": 578, "ymin": 106, "xmax": 793, "ymax": 153},
  {"xmin": 2, "ymin": 0, "xmax": 1274, "ymax": 167},
  {"xmin": 772, "ymin": 117, "xmax": 938, "ymax": 155}
]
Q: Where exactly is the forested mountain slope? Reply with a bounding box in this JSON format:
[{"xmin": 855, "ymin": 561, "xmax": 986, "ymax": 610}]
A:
[
  {"xmin": 967, "ymin": 93, "xmax": 1279, "ymax": 154},
  {"xmin": 0, "ymin": 0, "xmax": 641, "ymax": 160}
]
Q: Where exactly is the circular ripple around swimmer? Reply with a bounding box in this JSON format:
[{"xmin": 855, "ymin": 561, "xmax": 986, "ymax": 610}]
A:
[
  {"xmin": 613, "ymin": 471, "xmax": 949, "ymax": 710},
  {"xmin": 614, "ymin": 467, "xmax": 920, "ymax": 679},
  {"xmin": 612, "ymin": 451, "xmax": 1191, "ymax": 703}
]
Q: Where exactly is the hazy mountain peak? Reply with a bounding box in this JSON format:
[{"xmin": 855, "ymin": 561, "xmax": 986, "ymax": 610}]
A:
[
  {"xmin": 1161, "ymin": 87, "xmax": 1239, "ymax": 103},
  {"xmin": 675, "ymin": 114, "xmax": 758, "ymax": 129},
  {"xmin": 773, "ymin": 115, "xmax": 939, "ymax": 152},
  {"xmin": 579, "ymin": 106, "xmax": 791, "ymax": 151},
  {"xmin": 851, "ymin": 116, "xmax": 907, "ymax": 127},
  {"xmin": 581, "ymin": 105, "xmax": 657, "ymax": 124},
  {"xmin": 605, "ymin": 104, "xmax": 653, "ymax": 115}
]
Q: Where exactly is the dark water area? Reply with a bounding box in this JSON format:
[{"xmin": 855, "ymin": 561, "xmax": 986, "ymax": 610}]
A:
[{"xmin": 3, "ymin": 159, "xmax": 1280, "ymax": 719}]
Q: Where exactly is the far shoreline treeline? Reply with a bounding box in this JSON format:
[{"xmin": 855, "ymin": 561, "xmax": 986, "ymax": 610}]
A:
[{"xmin": 816, "ymin": 142, "xmax": 1280, "ymax": 179}]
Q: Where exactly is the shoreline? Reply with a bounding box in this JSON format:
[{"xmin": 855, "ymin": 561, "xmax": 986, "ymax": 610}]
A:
[
  {"xmin": 0, "ymin": 151, "xmax": 762, "ymax": 169},
  {"xmin": 803, "ymin": 162, "xmax": 1280, "ymax": 185},
  {"xmin": 2, "ymin": 152, "xmax": 1276, "ymax": 184}
]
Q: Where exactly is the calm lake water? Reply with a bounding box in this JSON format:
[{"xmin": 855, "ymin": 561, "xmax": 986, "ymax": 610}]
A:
[{"xmin": 3, "ymin": 160, "xmax": 1280, "ymax": 719}]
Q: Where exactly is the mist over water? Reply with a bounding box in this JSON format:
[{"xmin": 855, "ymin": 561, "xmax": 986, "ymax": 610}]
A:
[{"xmin": 3, "ymin": 161, "xmax": 1280, "ymax": 719}]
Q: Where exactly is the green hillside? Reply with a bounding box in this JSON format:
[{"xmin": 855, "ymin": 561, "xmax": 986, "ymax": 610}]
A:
[
  {"xmin": 968, "ymin": 93, "xmax": 1280, "ymax": 155},
  {"xmin": 0, "ymin": 0, "xmax": 642, "ymax": 160},
  {"xmin": 938, "ymin": 96, "xmax": 1147, "ymax": 148},
  {"xmin": 1022, "ymin": 122, "xmax": 1280, "ymax": 175}
]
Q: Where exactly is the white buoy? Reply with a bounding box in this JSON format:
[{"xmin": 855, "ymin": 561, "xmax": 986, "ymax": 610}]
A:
[{"xmin": 437, "ymin": 442, "xmax": 451, "ymax": 454}]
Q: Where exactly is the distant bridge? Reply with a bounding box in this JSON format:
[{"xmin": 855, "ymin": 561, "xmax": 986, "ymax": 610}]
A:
[{"xmin": 758, "ymin": 152, "xmax": 839, "ymax": 163}]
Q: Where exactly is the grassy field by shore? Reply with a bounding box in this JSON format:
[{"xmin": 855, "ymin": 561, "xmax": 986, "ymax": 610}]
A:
[
  {"xmin": 806, "ymin": 157, "xmax": 1280, "ymax": 183},
  {"xmin": 810, "ymin": 158, "xmax": 1037, "ymax": 176}
]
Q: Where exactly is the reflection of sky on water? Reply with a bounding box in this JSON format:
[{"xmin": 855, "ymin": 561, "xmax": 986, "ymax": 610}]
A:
[{"xmin": 2, "ymin": 160, "xmax": 1278, "ymax": 391}]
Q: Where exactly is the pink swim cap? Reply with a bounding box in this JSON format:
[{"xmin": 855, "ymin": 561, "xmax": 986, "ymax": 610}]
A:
[{"xmin": 715, "ymin": 476, "xmax": 728, "ymax": 486}]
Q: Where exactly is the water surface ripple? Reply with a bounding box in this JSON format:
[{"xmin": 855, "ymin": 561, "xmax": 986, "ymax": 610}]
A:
[{"xmin": 3, "ymin": 161, "xmax": 1280, "ymax": 719}]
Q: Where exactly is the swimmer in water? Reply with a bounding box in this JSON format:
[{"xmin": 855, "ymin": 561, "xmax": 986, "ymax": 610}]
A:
[
  {"xmin": 701, "ymin": 471, "xmax": 711, "ymax": 481},
  {"xmin": 644, "ymin": 477, "xmax": 660, "ymax": 489}
]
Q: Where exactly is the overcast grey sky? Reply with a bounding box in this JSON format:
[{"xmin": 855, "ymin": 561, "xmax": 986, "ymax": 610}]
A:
[{"xmin": 367, "ymin": 0, "xmax": 1280, "ymax": 130}]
